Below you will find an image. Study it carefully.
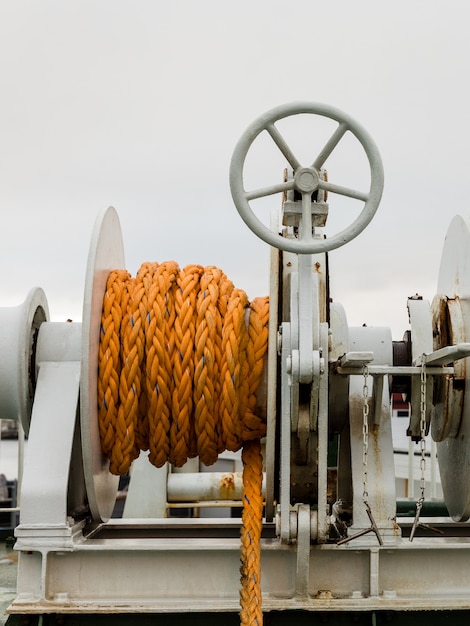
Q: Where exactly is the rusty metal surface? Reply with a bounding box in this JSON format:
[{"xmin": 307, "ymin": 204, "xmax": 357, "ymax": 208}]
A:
[
  {"xmin": 431, "ymin": 295, "xmax": 465, "ymax": 440},
  {"xmin": 435, "ymin": 216, "xmax": 470, "ymax": 520}
]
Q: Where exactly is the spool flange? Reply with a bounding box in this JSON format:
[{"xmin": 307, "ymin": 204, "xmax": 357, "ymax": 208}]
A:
[
  {"xmin": 434, "ymin": 215, "xmax": 470, "ymax": 521},
  {"xmin": 81, "ymin": 206, "xmax": 125, "ymax": 521}
]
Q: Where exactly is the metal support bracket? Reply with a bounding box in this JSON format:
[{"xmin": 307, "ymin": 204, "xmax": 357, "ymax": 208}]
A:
[{"xmin": 415, "ymin": 343, "xmax": 470, "ymax": 366}]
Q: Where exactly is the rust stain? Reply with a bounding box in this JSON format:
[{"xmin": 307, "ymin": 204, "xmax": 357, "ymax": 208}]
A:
[
  {"xmin": 220, "ymin": 473, "xmax": 236, "ymax": 490},
  {"xmin": 219, "ymin": 473, "xmax": 239, "ymax": 499},
  {"xmin": 371, "ymin": 422, "xmax": 380, "ymax": 456},
  {"xmin": 431, "ymin": 295, "xmax": 450, "ymax": 349},
  {"xmin": 392, "ymin": 520, "xmax": 401, "ymax": 536}
]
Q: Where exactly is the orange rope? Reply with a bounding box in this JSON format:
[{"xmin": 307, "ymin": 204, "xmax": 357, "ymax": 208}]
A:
[
  {"xmin": 144, "ymin": 261, "xmax": 179, "ymax": 467},
  {"xmin": 98, "ymin": 269, "xmax": 130, "ymax": 457},
  {"xmin": 240, "ymin": 440, "xmax": 263, "ymax": 626},
  {"xmin": 194, "ymin": 266, "xmax": 224, "ymax": 465},
  {"xmin": 98, "ymin": 262, "xmax": 269, "ymax": 625}
]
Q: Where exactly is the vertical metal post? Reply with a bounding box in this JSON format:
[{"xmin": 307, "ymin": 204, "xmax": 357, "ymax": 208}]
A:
[
  {"xmin": 317, "ymin": 322, "xmax": 329, "ymax": 541},
  {"xmin": 280, "ymin": 322, "xmax": 292, "ymax": 542},
  {"xmin": 408, "ymin": 438, "xmax": 415, "ymax": 499},
  {"xmin": 430, "ymin": 438, "xmax": 437, "ymax": 499},
  {"xmin": 17, "ymin": 420, "xmax": 25, "ymax": 509}
]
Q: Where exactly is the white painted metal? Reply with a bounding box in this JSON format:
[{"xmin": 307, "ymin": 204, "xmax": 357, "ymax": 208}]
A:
[
  {"xmin": 169, "ymin": 472, "xmax": 241, "ymax": 502},
  {"xmin": 11, "ymin": 535, "xmax": 470, "ymax": 613},
  {"xmin": 229, "ymin": 102, "xmax": 384, "ymax": 254},
  {"xmin": 81, "ymin": 206, "xmax": 124, "ymax": 522},
  {"xmin": 346, "ymin": 326, "xmax": 398, "ymax": 543},
  {"xmin": 17, "ymin": 419, "xmax": 25, "ymax": 507},
  {"xmin": 316, "ymin": 321, "xmax": 329, "ymax": 542},
  {"xmin": 168, "ymin": 471, "xmax": 266, "ymax": 502},
  {"xmin": 339, "ymin": 352, "xmax": 374, "ymax": 367},
  {"xmin": 0, "ymin": 287, "xmax": 48, "ymax": 434},
  {"xmin": 407, "ymin": 298, "xmax": 433, "ymax": 438},
  {"xmin": 120, "ymin": 463, "xmax": 269, "ymax": 516},
  {"xmin": 277, "ymin": 243, "xmax": 328, "ymax": 543},
  {"xmin": 6, "ymin": 105, "xmax": 470, "ymax": 621},
  {"xmin": 296, "ymin": 254, "xmax": 319, "ymax": 384},
  {"xmin": 279, "ymin": 321, "xmax": 292, "ymax": 542},
  {"xmin": 13, "ymin": 316, "xmax": 85, "ymax": 547},
  {"xmin": 337, "ymin": 364, "xmax": 454, "ymax": 377},
  {"xmin": 435, "ymin": 215, "xmax": 470, "ymax": 521},
  {"xmin": 423, "ymin": 343, "xmax": 470, "ymax": 366},
  {"xmin": 18, "ymin": 360, "xmax": 80, "ymax": 528},
  {"xmin": 36, "ymin": 321, "xmax": 82, "ymax": 364},
  {"xmin": 407, "ymin": 438, "xmax": 415, "ymax": 499},
  {"xmin": 328, "ymin": 302, "xmax": 350, "ymax": 433},
  {"xmin": 123, "ymin": 455, "xmax": 169, "ymax": 518},
  {"xmin": 264, "ymin": 212, "xmax": 280, "ymax": 522},
  {"xmin": 295, "ymin": 504, "xmax": 312, "ymax": 596}
]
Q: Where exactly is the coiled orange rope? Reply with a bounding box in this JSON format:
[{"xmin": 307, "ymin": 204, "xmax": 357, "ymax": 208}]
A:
[{"xmin": 98, "ymin": 261, "xmax": 269, "ymax": 625}]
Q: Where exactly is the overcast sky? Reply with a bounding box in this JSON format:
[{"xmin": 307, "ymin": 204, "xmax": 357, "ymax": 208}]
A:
[{"xmin": 1, "ymin": 1, "xmax": 468, "ymax": 339}]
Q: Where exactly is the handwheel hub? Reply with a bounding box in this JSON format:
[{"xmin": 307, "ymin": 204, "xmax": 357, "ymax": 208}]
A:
[{"xmin": 295, "ymin": 167, "xmax": 319, "ymax": 194}]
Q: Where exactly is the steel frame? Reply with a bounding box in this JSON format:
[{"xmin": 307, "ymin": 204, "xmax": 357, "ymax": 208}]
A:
[{"xmin": 10, "ymin": 521, "xmax": 470, "ymax": 616}]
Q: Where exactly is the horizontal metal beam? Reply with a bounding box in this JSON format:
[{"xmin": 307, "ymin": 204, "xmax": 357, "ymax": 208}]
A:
[
  {"xmin": 11, "ymin": 532, "xmax": 470, "ymax": 614},
  {"xmin": 336, "ymin": 365, "xmax": 454, "ymax": 376}
]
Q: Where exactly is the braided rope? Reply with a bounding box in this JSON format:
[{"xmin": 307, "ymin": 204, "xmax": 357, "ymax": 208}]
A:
[
  {"xmin": 98, "ymin": 269, "xmax": 130, "ymax": 456},
  {"xmin": 214, "ymin": 271, "xmax": 234, "ymax": 451},
  {"xmin": 240, "ymin": 439, "xmax": 263, "ymax": 626},
  {"xmin": 243, "ymin": 296, "xmax": 269, "ymax": 441},
  {"xmin": 145, "ymin": 261, "xmax": 179, "ymax": 467},
  {"xmin": 98, "ymin": 262, "xmax": 269, "ymax": 625},
  {"xmin": 171, "ymin": 265, "xmax": 203, "ymax": 466},
  {"xmin": 194, "ymin": 267, "xmax": 223, "ymax": 466},
  {"xmin": 219, "ymin": 288, "xmax": 249, "ymax": 452}
]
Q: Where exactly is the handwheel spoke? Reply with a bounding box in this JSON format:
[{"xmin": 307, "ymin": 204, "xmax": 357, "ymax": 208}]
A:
[
  {"xmin": 312, "ymin": 122, "xmax": 349, "ymax": 170},
  {"xmin": 266, "ymin": 123, "xmax": 301, "ymax": 171},
  {"xmin": 246, "ymin": 179, "xmax": 295, "ymax": 201},
  {"xmin": 319, "ymin": 180, "xmax": 369, "ymax": 202}
]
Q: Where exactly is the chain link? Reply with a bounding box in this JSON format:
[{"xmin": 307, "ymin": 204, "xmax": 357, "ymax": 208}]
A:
[
  {"xmin": 419, "ymin": 359, "xmax": 427, "ymax": 498},
  {"xmin": 362, "ymin": 365, "xmax": 370, "ymax": 502},
  {"xmin": 410, "ymin": 357, "xmax": 427, "ymax": 541},
  {"xmin": 337, "ymin": 365, "xmax": 383, "ymax": 546}
]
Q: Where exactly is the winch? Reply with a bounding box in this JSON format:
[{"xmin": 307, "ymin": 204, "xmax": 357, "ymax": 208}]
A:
[{"xmin": 2, "ymin": 102, "xmax": 470, "ymax": 625}]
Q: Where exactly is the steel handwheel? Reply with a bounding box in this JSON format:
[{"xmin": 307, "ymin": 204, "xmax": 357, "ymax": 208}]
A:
[{"xmin": 229, "ymin": 102, "xmax": 384, "ymax": 254}]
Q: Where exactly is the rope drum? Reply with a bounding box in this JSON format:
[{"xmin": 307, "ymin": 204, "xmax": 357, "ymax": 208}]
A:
[{"xmin": 97, "ymin": 260, "xmax": 269, "ymax": 625}]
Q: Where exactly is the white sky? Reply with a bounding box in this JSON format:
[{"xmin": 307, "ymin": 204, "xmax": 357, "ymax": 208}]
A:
[{"xmin": 1, "ymin": 1, "xmax": 468, "ymax": 339}]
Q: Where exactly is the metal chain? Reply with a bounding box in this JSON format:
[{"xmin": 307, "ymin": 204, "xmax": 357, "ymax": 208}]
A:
[
  {"xmin": 362, "ymin": 365, "xmax": 370, "ymax": 502},
  {"xmin": 410, "ymin": 358, "xmax": 427, "ymax": 541},
  {"xmin": 419, "ymin": 359, "xmax": 427, "ymax": 499},
  {"xmin": 337, "ymin": 365, "xmax": 383, "ymax": 546}
]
